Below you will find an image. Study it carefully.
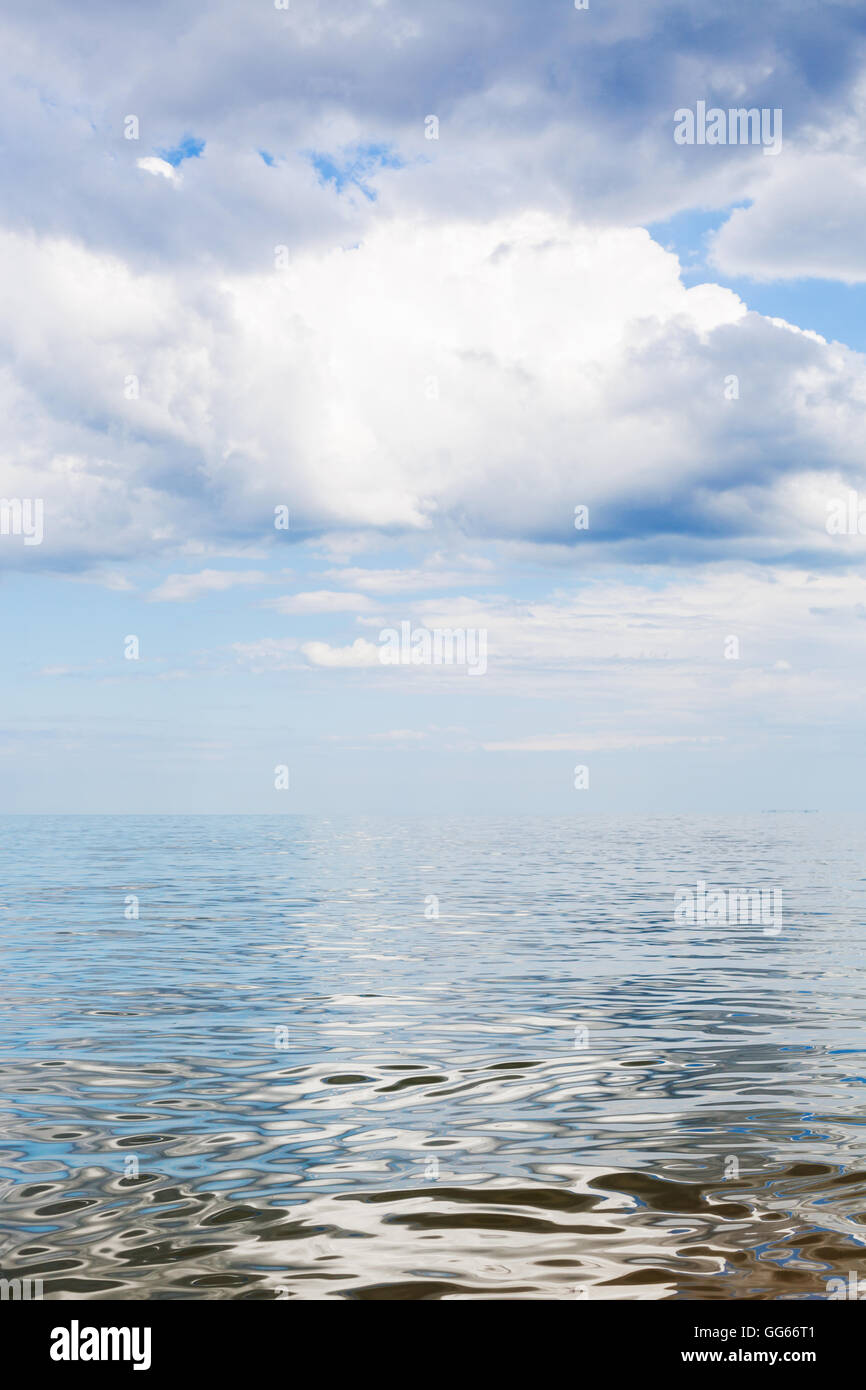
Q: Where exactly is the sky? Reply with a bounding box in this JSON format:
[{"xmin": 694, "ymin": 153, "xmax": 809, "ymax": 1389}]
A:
[{"xmin": 3, "ymin": 0, "xmax": 866, "ymax": 814}]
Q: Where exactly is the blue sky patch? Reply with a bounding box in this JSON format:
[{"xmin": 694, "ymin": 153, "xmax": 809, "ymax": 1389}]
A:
[
  {"xmin": 306, "ymin": 142, "xmax": 405, "ymax": 200},
  {"xmin": 156, "ymin": 135, "xmax": 206, "ymax": 167}
]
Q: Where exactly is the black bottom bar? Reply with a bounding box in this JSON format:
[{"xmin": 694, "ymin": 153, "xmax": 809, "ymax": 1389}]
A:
[{"xmin": 7, "ymin": 1295, "xmax": 859, "ymax": 1377}]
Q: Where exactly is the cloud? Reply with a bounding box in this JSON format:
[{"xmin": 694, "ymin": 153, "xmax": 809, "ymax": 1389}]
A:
[
  {"xmin": 368, "ymin": 728, "xmax": 430, "ymax": 742},
  {"xmin": 328, "ymin": 567, "xmax": 866, "ymax": 736},
  {"xmin": 4, "ymin": 0, "xmax": 865, "ymax": 272},
  {"xmin": 269, "ymin": 590, "xmax": 374, "ymax": 614},
  {"xmin": 136, "ymin": 157, "xmax": 181, "ymax": 183},
  {"xmin": 710, "ymin": 153, "xmax": 866, "ymax": 283},
  {"xmin": 231, "ymin": 637, "xmax": 298, "ymax": 672},
  {"xmin": 301, "ymin": 638, "xmax": 382, "ymax": 668},
  {"xmin": 707, "ymin": 81, "xmax": 866, "ymax": 283},
  {"xmin": 324, "ymin": 725, "xmax": 467, "ymax": 745},
  {"xmin": 64, "ymin": 570, "xmax": 135, "ymax": 592},
  {"xmin": 5, "ymin": 215, "xmax": 866, "ymax": 574},
  {"xmin": 483, "ymin": 734, "xmax": 724, "ymax": 752},
  {"xmin": 4, "ymin": 1, "xmax": 866, "ymax": 815},
  {"xmin": 150, "ymin": 569, "xmax": 270, "ymax": 601},
  {"xmin": 324, "ymin": 564, "xmax": 494, "ymax": 594}
]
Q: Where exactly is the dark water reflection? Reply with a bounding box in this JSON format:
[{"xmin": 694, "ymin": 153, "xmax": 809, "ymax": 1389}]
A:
[{"xmin": 1, "ymin": 814, "xmax": 865, "ymax": 1299}]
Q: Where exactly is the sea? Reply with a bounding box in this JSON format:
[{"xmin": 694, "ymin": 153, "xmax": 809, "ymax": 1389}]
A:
[{"xmin": 1, "ymin": 813, "xmax": 865, "ymax": 1300}]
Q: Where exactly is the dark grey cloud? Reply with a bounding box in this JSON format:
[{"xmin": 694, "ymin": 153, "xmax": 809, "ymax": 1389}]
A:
[{"xmin": 2, "ymin": 0, "xmax": 865, "ymax": 268}]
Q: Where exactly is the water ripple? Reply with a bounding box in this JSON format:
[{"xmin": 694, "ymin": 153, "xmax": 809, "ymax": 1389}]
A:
[{"xmin": 1, "ymin": 813, "xmax": 865, "ymax": 1299}]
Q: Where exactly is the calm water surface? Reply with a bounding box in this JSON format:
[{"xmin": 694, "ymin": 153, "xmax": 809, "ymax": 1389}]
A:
[{"xmin": 1, "ymin": 814, "xmax": 865, "ymax": 1300}]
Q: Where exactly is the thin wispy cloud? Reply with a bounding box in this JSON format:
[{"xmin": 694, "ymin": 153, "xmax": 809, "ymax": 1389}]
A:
[
  {"xmin": 150, "ymin": 570, "xmax": 271, "ymax": 602},
  {"xmin": 268, "ymin": 591, "xmax": 375, "ymax": 614}
]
